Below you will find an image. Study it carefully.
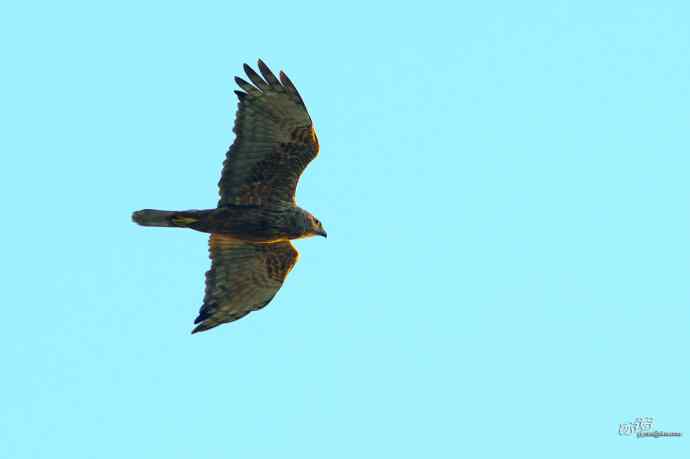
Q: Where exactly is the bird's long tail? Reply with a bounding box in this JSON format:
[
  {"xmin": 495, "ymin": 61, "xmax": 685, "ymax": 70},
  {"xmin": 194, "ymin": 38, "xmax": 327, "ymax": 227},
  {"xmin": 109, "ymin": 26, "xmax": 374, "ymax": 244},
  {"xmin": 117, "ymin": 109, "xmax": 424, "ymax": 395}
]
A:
[{"xmin": 131, "ymin": 209, "xmax": 200, "ymax": 228}]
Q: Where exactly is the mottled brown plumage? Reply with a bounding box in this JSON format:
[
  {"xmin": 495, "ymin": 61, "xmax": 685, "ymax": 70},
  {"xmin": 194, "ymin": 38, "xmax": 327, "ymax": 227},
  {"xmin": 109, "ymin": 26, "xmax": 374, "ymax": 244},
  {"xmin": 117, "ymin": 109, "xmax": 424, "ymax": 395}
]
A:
[
  {"xmin": 132, "ymin": 60, "xmax": 326, "ymax": 334},
  {"xmin": 220, "ymin": 62, "xmax": 319, "ymax": 208}
]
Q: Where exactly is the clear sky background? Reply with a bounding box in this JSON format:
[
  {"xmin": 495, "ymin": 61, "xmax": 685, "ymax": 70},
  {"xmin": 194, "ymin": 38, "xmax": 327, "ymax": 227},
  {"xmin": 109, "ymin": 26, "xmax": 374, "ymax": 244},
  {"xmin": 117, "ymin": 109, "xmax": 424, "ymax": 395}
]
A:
[{"xmin": 1, "ymin": 1, "xmax": 689, "ymax": 457}]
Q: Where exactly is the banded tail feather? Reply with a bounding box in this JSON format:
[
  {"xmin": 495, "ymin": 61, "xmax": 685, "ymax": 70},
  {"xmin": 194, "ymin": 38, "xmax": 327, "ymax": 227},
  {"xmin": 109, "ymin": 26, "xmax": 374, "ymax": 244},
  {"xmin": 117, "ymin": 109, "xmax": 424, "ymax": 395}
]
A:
[{"xmin": 132, "ymin": 209, "xmax": 199, "ymax": 228}]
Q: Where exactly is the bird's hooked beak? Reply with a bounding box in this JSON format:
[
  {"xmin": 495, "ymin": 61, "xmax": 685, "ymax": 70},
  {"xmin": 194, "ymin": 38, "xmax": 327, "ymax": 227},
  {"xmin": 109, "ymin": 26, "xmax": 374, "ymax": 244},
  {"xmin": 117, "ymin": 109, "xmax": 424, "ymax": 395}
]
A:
[{"xmin": 317, "ymin": 228, "xmax": 327, "ymax": 238}]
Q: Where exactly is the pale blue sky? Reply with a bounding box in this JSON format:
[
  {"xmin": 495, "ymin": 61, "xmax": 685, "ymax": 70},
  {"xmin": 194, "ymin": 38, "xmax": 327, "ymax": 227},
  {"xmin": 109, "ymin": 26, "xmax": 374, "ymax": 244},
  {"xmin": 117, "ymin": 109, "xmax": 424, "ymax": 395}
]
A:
[{"xmin": 1, "ymin": 1, "xmax": 689, "ymax": 457}]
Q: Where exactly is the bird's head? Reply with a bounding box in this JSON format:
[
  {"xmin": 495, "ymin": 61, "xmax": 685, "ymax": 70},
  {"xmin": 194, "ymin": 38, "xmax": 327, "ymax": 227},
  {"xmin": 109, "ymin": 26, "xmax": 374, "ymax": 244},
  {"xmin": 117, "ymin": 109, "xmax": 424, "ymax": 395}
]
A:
[
  {"xmin": 299, "ymin": 211, "xmax": 327, "ymax": 238},
  {"xmin": 308, "ymin": 213, "xmax": 327, "ymax": 238}
]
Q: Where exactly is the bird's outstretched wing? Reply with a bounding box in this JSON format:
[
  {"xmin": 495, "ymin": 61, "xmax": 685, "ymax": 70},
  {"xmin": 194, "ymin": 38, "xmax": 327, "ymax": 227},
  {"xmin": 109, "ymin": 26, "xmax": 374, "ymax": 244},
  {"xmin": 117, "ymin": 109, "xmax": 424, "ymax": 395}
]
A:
[
  {"xmin": 218, "ymin": 60, "xmax": 319, "ymax": 208},
  {"xmin": 192, "ymin": 234, "xmax": 299, "ymax": 333}
]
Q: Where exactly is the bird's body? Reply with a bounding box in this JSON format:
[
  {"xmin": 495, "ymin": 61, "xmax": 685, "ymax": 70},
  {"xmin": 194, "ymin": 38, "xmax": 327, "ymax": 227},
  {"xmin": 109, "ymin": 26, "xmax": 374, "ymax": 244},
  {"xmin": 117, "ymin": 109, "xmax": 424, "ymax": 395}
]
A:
[
  {"xmin": 132, "ymin": 60, "xmax": 326, "ymax": 334},
  {"xmin": 133, "ymin": 205, "xmax": 315, "ymax": 242}
]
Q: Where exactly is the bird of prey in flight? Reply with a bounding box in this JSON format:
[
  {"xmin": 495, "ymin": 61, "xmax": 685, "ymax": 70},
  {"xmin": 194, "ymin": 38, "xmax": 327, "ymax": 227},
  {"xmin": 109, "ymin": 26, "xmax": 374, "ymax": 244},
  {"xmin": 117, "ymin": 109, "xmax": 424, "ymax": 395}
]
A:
[{"xmin": 133, "ymin": 60, "xmax": 325, "ymax": 334}]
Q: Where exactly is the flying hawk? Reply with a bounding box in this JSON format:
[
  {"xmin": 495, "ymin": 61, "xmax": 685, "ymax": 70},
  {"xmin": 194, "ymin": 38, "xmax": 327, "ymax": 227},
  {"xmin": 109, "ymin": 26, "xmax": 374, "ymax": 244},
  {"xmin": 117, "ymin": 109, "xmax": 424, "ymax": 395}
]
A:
[{"xmin": 132, "ymin": 60, "xmax": 325, "ymax": 334}]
